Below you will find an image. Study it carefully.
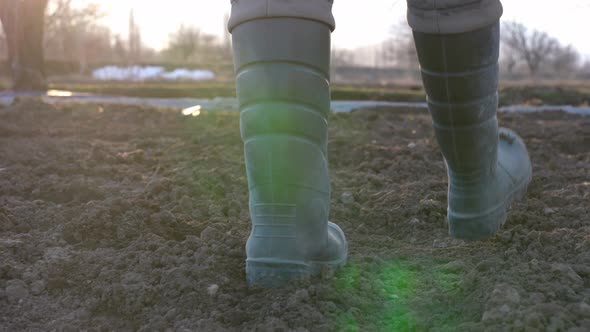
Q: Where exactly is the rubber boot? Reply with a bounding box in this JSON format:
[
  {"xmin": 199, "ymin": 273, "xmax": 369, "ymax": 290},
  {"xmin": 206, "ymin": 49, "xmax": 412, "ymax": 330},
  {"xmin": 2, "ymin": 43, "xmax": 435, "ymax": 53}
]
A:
[
  {"xmin": 412, "ymin": 22, "xmax": 532, "ymax": 240},
  {"xmin": 231, "ymin": 18, "xmax": 347, "ymax": 286}
]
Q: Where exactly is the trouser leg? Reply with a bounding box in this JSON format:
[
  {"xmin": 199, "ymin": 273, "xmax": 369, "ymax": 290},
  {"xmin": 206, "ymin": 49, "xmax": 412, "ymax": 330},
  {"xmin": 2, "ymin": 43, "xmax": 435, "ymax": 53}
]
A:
[{"xmin": 407, "ymin": 0, "xmax": 503, "ymax": 34}]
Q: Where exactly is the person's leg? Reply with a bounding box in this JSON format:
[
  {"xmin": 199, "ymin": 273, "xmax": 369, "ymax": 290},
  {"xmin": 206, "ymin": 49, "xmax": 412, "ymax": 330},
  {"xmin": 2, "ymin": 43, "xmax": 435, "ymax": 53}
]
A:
[
  {"xmin": 228, "ymin": 0, "xmax": 347, "ymax": 287},
  {"xmin": 407, "ymin": 0, "xmax": 532, "ymax": 240}
]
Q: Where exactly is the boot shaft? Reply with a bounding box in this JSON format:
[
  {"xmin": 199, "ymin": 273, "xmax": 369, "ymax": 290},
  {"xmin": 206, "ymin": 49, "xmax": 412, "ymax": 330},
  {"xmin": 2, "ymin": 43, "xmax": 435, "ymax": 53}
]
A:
[
  {"xmin": 413, "ymin": 22, "xmax": 501, "ymax": 177},
  {"xmin": 232, "ymin": 18, "xmax": 331, "ymax": 155},
  {"xmin": 232, "ymin": 18, "xmax": 334, "ymax": 259}
]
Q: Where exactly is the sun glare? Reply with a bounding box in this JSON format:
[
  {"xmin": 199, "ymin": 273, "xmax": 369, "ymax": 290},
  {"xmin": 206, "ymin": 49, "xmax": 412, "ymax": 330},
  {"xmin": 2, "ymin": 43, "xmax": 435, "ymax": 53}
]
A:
[
  {"xmin": 182, "ymin": 105, "xmax": 202, "ymax": 117},
  {"xmin": 46, "ymin": 90, "xmax": 73, "ymax": 97}
]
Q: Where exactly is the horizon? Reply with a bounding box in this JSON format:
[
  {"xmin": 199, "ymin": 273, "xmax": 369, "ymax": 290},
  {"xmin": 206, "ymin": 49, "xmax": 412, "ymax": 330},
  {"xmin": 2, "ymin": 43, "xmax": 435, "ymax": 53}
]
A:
[{"xmin": 96, "ymin": 0, "xmax": 590, "ymax": 60}]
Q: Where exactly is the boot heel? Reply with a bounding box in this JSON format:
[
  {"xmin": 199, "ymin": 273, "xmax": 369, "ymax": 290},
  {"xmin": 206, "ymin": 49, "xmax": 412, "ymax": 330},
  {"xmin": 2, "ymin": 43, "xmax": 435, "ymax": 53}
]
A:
[
  {"xmin": 449, "ymin": 174, "xmax": 532, "ymax": 240},
  {"xmin": 246, "ymin": 259, "xmax": 316, "ymax": 287},
  {"xmin": 449, "ymin": 207, "xmax": 508, "ymax": 240}
]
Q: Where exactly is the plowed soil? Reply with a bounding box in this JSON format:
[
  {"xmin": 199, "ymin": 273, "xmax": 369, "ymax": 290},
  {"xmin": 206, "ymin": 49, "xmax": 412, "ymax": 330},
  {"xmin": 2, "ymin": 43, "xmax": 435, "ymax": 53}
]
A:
[{"xmin": 1, "ymin": 99, "xmax": 589, "ymax": 331}]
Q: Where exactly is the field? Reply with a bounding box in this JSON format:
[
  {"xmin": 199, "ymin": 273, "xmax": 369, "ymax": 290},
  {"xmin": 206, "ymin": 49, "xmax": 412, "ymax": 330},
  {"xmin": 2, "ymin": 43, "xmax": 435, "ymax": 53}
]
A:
[
  {"xmin": 0, "ymin": 98, "xmax": 589, "ymax": 331},
  {"xmin": 46, "ymin": 80, "xmax": 590, "ymax": 106}
]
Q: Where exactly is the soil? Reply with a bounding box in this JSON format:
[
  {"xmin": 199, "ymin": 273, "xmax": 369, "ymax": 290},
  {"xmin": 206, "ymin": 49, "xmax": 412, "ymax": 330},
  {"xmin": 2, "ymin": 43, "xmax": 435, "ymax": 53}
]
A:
[{"xmin": 0, "ymin": 98, "xmax": 589, "ymax": 331}]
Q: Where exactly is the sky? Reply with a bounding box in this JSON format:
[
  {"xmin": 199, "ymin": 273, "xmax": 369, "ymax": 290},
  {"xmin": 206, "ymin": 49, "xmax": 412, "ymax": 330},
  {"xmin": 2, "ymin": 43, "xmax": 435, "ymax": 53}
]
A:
[{"xmin": 98, "ymin": 0, "xmax": 590, "ymax": 59}]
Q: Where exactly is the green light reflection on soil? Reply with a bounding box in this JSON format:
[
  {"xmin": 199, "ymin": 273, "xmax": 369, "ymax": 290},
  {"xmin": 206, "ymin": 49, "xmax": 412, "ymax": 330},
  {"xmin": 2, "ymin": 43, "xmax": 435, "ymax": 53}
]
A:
[{"xmin": 334, "ymin": 259, "xmax": 464, "ymax": 332}]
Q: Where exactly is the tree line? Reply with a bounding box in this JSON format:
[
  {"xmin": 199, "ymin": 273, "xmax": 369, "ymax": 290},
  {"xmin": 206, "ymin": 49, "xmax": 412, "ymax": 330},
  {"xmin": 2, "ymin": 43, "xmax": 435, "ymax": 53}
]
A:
[
  {"xmin": 0, "ymin": 0, "xmax": 587, "ymax": 90},
  {"xmin": 0, "ymin": 0, "xmax": 233, "ymax": 90},
  {"xmin": 333, "ymin": 20, "xmax": 589, "ymax": 80},
  {"xmin": 41, "ymin": 1, "xmax": 233, "ymax": 67}
]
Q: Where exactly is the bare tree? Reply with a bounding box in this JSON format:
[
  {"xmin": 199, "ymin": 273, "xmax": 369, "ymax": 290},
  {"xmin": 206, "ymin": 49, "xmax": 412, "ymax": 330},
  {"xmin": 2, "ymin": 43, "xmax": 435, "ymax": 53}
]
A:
[
  {"xmin": 0, "ymin": 0, "xmax": 49, "ymax": 90},
  {"xmin": 382, "ymin": 21, "xmax": 419, "ymax": 70},
  {"xmin": 580, "ymin": 61, "xmax": 590, "ymax": 79},
  {"xmin": 499, "ymin": 50, "xmax": 518, "ymax": 78},
  {"xmin": 0, "ymin": 30, "xmax": 6, "ymax": 60},
  {"xmin": 165, "ymin": 25, "xmax": 201, "ymax": 61},
  {"xmin": 79, "ymin": 25, "xmax": 112, "ymax": 71},
  {"xmin": 502, "ymin": 22, "xmax": 558, "ymax": 77},
  {"xmin": 44, "ymin": 0, "xmax": 105, "ymax": 72},
  {"xmin": 550, "ymin": 44, "xmax": 580, "ymax": 77},
  {"xmin": 128, "ymin": 9, "xmax": 141, "ymax": 64},
  {"xmin": 501, "ymin": 21, "xmax": 582, "ymax": 78},
  {"xmin": 331, "ymin": 48, "xmax": 355, "ymax": 67},
  {"xmin": 112, "ymin": 35, "xmax": 127, "ymax": 62},
  {"xmin": 222, "ymin": 12, "xmax": 231, "ymax": 56},
  {"xmin": 163, "ymin": 24, "xmax": 223, "ymax": 63}
]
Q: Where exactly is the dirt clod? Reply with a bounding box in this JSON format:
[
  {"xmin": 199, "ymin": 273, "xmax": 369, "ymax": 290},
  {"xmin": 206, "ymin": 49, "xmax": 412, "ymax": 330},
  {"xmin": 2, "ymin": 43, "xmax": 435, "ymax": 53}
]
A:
[
  {"xmin": 207, "ymin": 284, "xmax": 219, "ymax": 297},
  {"xmin": 5, "ymin": 279, "xmax": 28, "ymax": 303},
  {"xmin": 340, "ymin": 192, "xmax": 355, "ymax": 205}
]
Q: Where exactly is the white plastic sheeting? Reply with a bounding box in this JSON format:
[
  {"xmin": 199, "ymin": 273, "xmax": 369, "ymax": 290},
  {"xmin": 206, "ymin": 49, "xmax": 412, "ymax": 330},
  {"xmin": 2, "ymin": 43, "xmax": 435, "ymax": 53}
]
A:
[
  {"xmin": 91, "ymin": 66, "xmax": 215, "ymax": 81},
  {"xmin": 1, "ymin": 92, "xmax": 589, "ymax": 116},
  {"xmin": 160, "ymin": 68, "xmax": 216, "ymax": 80}
]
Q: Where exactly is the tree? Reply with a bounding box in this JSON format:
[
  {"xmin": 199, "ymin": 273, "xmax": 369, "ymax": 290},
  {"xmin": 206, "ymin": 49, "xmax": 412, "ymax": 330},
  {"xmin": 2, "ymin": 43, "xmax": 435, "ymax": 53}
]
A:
[
  {"xmin": 382, "ymin": 21, "xmax": 419, "ymax": 70},
  {"xmin": 112, "ymin": 35, "xmax": 127, "ymax": 62},
  {"xmin": 44, "ymin": 0, "xmax": 103, "ymax": 63},
  {"xmin": 501, "ymin": 21, "xmax": 582, "ymax": 78},
  {"xmin": 0, "ymin": 0, "xmax": 49, "ymax": 90},
  {"xmin": 579, "ymin": 61, "xmax": 590, "ymax": 79},
  {"xmin": 163, "ymin": 24, "xmax": 223, "ymax": 63},
  {"xmin": 79, "ymin": 25, "xmax": 112, "ymax": 72},
  {"xmin": 128, "ymin": 9, "xmax": 141, "ymax": 64},
  {"xmin": 502, "ymin": 22, "xmax": 558, "ymax": 77},
  {"xmin": 501, "ymin": 52, "xmax": 517, "ymax": 76},
  {"xmin": 331, "ymin": 48, "xmax": 355, "ymax": 67},
  {"xmin": 222, "ymin": 12, "xmax": 231, "ymax": 56},
  {"xmin": 550, "ymin": 44, "xmax": 580, "ymax": 77},
  {"xmin": 165, "ymin": 25, "xmax": 202, "ymax": 61}
]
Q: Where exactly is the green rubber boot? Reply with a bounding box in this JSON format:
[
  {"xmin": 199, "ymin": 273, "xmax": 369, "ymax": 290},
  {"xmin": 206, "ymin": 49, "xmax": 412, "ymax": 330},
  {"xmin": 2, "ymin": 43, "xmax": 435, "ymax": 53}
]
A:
[
  {"xmin": 412, "ymin": 22, "xmax": 533, "ymax": 240},
  {"xmin": 231, "ymin": 18, "xmax": 347, "ymax": 286}
]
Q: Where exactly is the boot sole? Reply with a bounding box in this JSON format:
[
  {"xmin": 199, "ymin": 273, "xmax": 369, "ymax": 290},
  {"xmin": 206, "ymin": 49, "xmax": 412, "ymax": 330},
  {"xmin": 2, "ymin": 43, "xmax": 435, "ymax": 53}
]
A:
[
  {"xmin": 449, "ymin": 170, "xmax": 532, "ymax": 240},
  {"xmin": 246, "ymin": 256, "xmax": 347, "ymax": 287},
  {"xmin": 246, "ymin": 222, "xmax": 348, "ymax": 287}
]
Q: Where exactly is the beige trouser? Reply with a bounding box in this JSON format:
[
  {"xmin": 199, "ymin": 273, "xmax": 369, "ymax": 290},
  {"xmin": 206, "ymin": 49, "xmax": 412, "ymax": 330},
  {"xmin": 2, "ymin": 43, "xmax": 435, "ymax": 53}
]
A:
[{"xmin": 228, "ymin": 0, "xmax": 503, "ymax": 34}]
